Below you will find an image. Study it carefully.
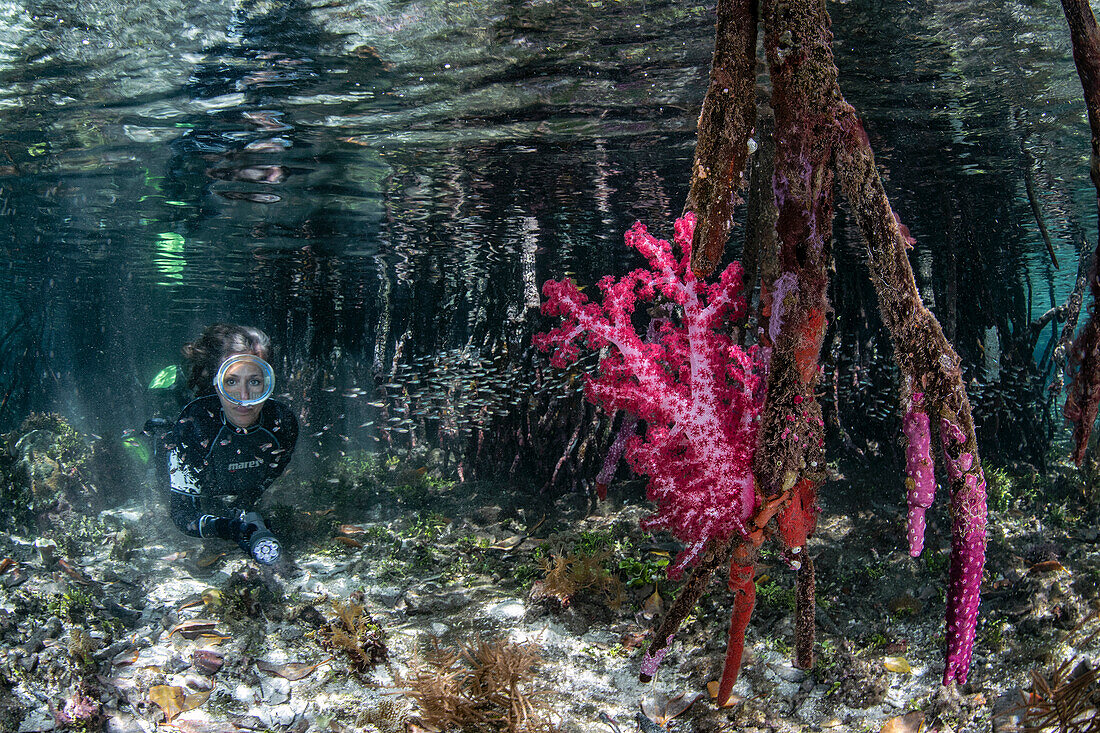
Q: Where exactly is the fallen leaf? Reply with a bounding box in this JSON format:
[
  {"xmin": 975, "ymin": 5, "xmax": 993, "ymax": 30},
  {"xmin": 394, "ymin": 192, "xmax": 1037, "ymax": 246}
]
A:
[
  {"xmin": 641, "ymin": 589, "xmax": 663, "ymax": 619},
  {"xmin": 883, "ymin": 656, "xmax": 912, "ymax": 674},
  {"xmin": 664, "ymin": 691, "xmax": 703, "ymax": 720},
  {"xmin": 168, "ymin": 620, "xmax": 219, "ymax": 639},
  {"xmin": 199, "ymin": 634, "xmax": 231, "ymax": 644},
  {"xmin": 150, "ymin": 685, "xmax": 184, "ymax": 721},
  {"xmin": 112, "ymin": 649, "xmax": 140, "ymax": 667},
  {"xmin": 337, "ymin": 524, "xmax": 365, "ymax": 535},
  {"xmin": 57, "ymin": 558, "xmax": 97, "ymax": 586},
  {"xmin": 177, "ymin": 596, "xmax": 205, "ymax": 612},
  {"xmin": 489, "ymin": 535, "xmax": 526, "ymax": 550},
  {"xmin": 705, "ymin": 681, "xmax": 744, "ymax": 707},
  {"xmin": 255, "ymin": 657, "xmax": 333, "ymax": 680},
  {"xmin": 880, "ymin": 711, "xmax": 924, "ymax": 733},
  {"xmin": 196, "ymin": 553, "xmax": 228, "ymax": 568},
  {"xmin": 182, "ymin": 691, "xmax": 211, "ymax": 716}
]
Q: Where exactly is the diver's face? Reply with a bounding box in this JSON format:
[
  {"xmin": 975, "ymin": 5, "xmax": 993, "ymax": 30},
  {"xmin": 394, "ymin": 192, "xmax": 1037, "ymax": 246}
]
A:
[{"xmin": 217, "ymin": 358, "xmax": 265, "ymax": 427}]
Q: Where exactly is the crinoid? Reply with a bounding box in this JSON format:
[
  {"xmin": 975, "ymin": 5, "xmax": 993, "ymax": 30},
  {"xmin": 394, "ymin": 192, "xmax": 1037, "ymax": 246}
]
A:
[
  {"xmin": 1012, "ymin": 612, "xmax": 1100, "ymax": 732},
  {"xmin": 398, "ymin": 637, "xmax": 560, "ymax": 733},
  {"xmin": 316, "ymin": 595, "xmax": 387, "ymax": 672},
  {"xmin": 533, "ymin": 550, "xmax": 624, "ymax": 610}
]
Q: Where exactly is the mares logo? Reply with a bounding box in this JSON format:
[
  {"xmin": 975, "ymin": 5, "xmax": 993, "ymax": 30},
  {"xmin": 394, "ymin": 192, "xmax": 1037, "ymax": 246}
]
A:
[{"xmin": 227, "ymin": 459, "xmax": 263, "ymax": 471}]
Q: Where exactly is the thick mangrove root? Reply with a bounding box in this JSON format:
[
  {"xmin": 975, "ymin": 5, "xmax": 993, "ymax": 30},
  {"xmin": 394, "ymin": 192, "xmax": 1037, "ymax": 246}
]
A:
[
  {"xmin": 685, "ymin": 0, "xmax": 759, "ymax": 277},
  {"xmin": 835, "ymin": 115, "xmax": 988, "ymax": 685},
  {"xmin": 716, "ymin": 551, "xmax": 756, "ymax": 706},
  {"xmin": 1060, "ymin": 0, "xmax": 1100, "ymax": 464}
]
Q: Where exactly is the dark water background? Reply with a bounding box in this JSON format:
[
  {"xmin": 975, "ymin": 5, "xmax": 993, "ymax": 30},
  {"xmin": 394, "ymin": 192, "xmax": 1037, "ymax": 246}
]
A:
[{"xmin": 0, "ymin": 0, "xmax": 1094, "ymax": 480}]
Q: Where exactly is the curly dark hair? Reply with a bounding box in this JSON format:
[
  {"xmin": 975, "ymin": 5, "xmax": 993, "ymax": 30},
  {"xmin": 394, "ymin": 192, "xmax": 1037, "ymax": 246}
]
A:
[{"xmin": 182, "ymin": 323, "xmax": 272, "ymax": 395}]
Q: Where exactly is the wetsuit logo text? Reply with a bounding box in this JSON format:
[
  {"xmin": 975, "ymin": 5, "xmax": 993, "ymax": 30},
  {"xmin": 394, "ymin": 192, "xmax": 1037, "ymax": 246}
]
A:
[{"xmin": 227, "ymin": 459, "xmax": 263, "ymax": 471}]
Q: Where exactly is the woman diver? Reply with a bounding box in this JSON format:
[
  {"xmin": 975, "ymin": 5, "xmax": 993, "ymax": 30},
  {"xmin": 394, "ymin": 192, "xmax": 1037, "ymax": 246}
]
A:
[{"xmin": 162, "ymin": 324, "xmax": 299, "ymax": 564}]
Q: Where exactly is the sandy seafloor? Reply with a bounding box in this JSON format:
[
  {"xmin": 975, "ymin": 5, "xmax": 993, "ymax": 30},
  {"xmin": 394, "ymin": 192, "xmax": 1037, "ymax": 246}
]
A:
[{"xmin": 1, "ymin": 452, "xmax": 1097, "ymax": 733}]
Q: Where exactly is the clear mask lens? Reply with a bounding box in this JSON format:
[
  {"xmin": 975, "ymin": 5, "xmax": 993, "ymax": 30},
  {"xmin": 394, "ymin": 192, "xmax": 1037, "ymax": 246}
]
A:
[{"xmin": 214, "ymin": 354, "xmax": 275, "ymax": 407}]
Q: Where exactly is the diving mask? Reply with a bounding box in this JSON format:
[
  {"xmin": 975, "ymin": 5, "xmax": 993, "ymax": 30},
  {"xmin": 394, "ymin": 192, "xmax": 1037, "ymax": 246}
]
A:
[{"xmin": 214, "ymin": 354, "xmax": 275, "ymax": 407}]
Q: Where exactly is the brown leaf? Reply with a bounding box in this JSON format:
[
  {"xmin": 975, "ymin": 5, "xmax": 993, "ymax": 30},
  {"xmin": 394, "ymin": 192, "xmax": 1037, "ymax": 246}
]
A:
[
  {"xmin": 1029, "ymin": 560, "xmax": 1068, "ymax": 575},
  {"xmin": 149, "ymin": 685, "xmax": 186, "ymax": 722},
  {"xmin": 177, "ymin": 595, "xmax": 205, "ymax": 612},
  {"xmin": 489, "ymin": 535, "xmax": 526, "ymax": 550},
  {"xmin": 887, "ymin": 593, "xmax": 922, "ymax": 615},
  {"xmin": 337, "ymin": 524, "xmax": 365, "ymax": 535},
  {"xmin": 641, "ymin": 589, "xmax": 663, "ymax": 620},
  {"xmin": 879, "ymin": 711, "xmax": 924, "ymax": 733},
  {"xmin": 181, "ymin": 691, "xmax": 211, "ymax": 716},
  {"xmin": 57, "ymin": 558, "xmax": 97, "ymax": 586},
  {"xmin": 199, "ymin": 634, "xmax": 231, "ymax": 644},
  {"xmin": 706, "ymin": 681, "xmax": 744, "ymax": 707},
  {"xmin": 255, "ymin": 657, "xmax": 333, "ymax": 680},
  {"xmin": 664, "ymin": 691, "xmax": 703, "ymax": 720},
  {"xmin": 196, "ymin": 553, "xmax": 228, "ymax": 568},
  {"xmin": 112, "ymin": 649, "xmax": 140, "ymax": 667},
  {"xmin": 168, "ymin": 620, "xmax": 219, "ymax": 639}
]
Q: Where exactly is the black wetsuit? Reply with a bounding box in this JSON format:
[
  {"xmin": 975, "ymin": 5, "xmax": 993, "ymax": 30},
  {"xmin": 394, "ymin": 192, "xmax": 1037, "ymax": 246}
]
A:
[{"xmin": 164, "ymin": 394, "xmax": 298, "ymax": 544}]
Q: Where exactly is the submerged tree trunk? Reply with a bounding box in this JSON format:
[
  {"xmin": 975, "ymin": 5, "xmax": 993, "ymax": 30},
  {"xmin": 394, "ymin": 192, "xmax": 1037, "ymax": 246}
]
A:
[
  {"xmin": 642, "ymin": 0, "xmax": 990, "ymax": 697},
  {"xmin": 1060, "ymin": 0, "xmax": 1100, "ymax": 465}
]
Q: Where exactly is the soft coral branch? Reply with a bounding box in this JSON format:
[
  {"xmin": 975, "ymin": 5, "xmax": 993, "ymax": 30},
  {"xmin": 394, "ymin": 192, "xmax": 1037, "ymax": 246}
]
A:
[
  {"xmin": 538, "ymin": 215, "xmax": 766, "ymax": 693},
  {"xmin": 537, "ymin": 214, "xmax": 766, "ymax": 577}
]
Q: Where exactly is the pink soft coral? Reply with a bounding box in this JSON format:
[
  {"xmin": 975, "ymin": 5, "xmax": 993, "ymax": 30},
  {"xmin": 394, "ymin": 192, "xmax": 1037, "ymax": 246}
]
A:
[{"xmin": 535, "ymin": 213, "xmax": 766, "ymax": 577}]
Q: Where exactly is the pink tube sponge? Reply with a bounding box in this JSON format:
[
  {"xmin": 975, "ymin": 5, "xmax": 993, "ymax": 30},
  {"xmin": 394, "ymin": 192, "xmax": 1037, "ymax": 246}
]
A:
[
  {"xmin": 939, "ymin": 417, "xmax": 988, "ymax": 685},
  {"xmin": 902, "ymin": 395, "xmax": 934, "ymax": 557}
]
